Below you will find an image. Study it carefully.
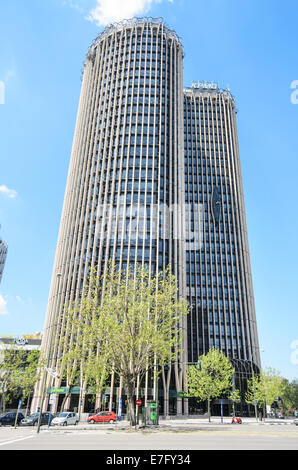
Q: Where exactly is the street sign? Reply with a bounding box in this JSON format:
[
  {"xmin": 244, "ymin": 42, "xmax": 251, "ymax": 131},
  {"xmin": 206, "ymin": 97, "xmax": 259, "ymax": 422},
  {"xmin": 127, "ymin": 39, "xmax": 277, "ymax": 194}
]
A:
[
  {"xmin": 136, "ymin": 399, "xmax": 142, "ymax": 406},
  {"xmin": 47, "ymin": 387, "xmax": 69, "ymax": 394},
  {"xmin": 14, "ymin": 337, "xmax": 28, "ymax": 346},
  {"xmin": 47, "ymin": 386, "xmax": 94, "ymax": 394}
]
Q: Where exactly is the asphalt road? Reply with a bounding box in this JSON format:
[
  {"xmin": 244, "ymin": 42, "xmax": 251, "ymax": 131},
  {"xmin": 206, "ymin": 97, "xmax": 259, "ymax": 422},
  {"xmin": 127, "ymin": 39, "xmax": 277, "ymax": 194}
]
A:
[{"xmin": 0, "ymin": 423, "xmax": 298, "ymax": 450}]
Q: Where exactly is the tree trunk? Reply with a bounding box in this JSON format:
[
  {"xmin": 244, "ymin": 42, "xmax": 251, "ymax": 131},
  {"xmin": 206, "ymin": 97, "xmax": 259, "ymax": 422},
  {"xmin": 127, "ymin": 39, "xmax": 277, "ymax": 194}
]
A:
[
  {"xmin": 162, "ymin": 364, "xmax": 171, "ymax": 418},
  {"xmin": 60, "ymin": 395, "xmax": 67, "ymax": 412},
  {"xmin": 208, "ymin": 398, "xmax": 211, "ymax": 422},
  {"xmin": 60, "ymin": 386, "xmax": 72, "ymax": 412},
  {"xmin": 78, "ymin": 375, "xmax": 86, "ymax": 421},
  {"xmin": 98, "ymin": 394, "xmax": 102, "ymax": 411},
  {"xmin": 25, "ymin": 392, "xmax": 31, "ymax": 418},
  {"xmin": 135, "ymin": 375, "xmax": 140, "ymax": 428},
  {"xmin": 109, "ymin": 369, "xmax": 115, "ymax": 412},
  {"xmin": 1, "ymin": 391, "xmax": 6, "ymax": 413},
  {"xmin": 177, "ymin": 397, "xmax": 182, "ymax": 415},
  {"xmin": 95, "ymin": 393, "xmax": 100, "ymax": 411},
  {"xmin": 126, "ymin": 382, "xmax": 136, "ymax": 426}
]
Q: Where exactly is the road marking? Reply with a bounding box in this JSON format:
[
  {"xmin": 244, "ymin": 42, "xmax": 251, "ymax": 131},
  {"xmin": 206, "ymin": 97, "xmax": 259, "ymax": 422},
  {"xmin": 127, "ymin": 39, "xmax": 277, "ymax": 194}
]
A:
[{"xmin": 0, "ymin": 434, "xmax": 35, "ymax": 447}]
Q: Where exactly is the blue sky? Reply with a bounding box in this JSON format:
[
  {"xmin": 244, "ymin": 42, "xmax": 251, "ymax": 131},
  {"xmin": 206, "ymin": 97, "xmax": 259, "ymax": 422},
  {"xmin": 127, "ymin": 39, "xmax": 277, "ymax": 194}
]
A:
[{"xmin": 0, "ymin": 0, "xmax": 297, "ymax": 381}]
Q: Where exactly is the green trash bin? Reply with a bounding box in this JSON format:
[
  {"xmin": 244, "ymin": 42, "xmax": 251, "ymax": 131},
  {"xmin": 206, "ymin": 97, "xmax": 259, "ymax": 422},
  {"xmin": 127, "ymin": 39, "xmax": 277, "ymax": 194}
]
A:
[{"xmin": 148, "ymin": 401, "xmax": 158, "ymax": 425}]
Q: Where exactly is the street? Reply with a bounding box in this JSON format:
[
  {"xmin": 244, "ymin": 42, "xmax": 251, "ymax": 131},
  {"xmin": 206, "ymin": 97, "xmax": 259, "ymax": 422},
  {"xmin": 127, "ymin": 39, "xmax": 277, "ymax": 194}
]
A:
[{"xmin": 0, "ymin": 419, "xmax": 298, "ymax": 450}]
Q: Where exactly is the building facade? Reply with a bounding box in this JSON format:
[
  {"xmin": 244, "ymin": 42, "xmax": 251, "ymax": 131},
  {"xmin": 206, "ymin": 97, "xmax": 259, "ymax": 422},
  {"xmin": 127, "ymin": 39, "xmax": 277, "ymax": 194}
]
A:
[
  {"xmin": 0, "ymin": 334, "xmax": 42, "ymax": 354},
  {"xmin": 0, "ymin": 239, "xmax": 8, "ymax": 284},
  {"xmin": 32, "ymin": 17, "xmax": 187, "ymax": 416},
  {"xmin": 32, "ymin": 18, "xmax": 260, "ymax": 416},
  {"xmin": 183, "ymin": 83, "xmax": 260, "ymax": 414}
]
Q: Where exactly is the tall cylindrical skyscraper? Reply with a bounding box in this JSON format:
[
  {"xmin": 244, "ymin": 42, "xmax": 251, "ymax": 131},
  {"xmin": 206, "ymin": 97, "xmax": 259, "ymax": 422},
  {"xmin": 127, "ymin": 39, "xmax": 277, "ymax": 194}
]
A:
[
  {"xmin": 32, "ymin": 19, "xmax": 260, "ymax": 418},
  {"xmin": 32, "ymin": 18, "xmax": 187, "ymax": 415},
  {"xmin": 183, "ymin": 83, "xmax": 260, "ymax": 413}
]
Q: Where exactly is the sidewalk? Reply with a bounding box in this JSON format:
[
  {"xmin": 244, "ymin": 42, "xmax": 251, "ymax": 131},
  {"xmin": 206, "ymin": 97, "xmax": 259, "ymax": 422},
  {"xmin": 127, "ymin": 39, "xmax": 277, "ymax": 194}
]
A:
[{"xmin": 54, "ymin": 416, "xmax": 295, "ymax": 432}]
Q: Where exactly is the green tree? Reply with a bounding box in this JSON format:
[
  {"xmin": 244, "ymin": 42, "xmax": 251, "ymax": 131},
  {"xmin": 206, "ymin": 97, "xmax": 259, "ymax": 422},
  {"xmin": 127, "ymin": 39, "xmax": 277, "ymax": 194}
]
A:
[
  {"xmin": 13, "ymin": 350, "xmax": 42, "ymax": 415},
  {"xmin": 245, "ymin": 368, "xmax": 286, "ymax": 419},
  {"xmin": 228, "ymin": 389, "xmax": 241, "ymax": 416},
  {"xmin": 57, "ymin": 332, "xmax": 80, "ymax": 412},
  {"xmin": 0, "ymin": 346, "xmax": 41, "ymax": 414},
  {"xmin": 57, "ymin": 272, "xmax": 111, "ymax": 413},
  {"xmin": 52, "ymin": 263, "xmax": 188, "ymax": 424},
  {"xmin": 187, "ymin": 348, "xmax": 235, "ymax": 422},
  {"xmin": 94, "ymin": 263, "xmax": 189, "ymax": 426},
  {"xmin": 279, "ymin": 379, "xmax": 298, "ymax": 415},
  {"xmin": 0, "ymin": 346, "xmax": 20, "ymax": 411}
]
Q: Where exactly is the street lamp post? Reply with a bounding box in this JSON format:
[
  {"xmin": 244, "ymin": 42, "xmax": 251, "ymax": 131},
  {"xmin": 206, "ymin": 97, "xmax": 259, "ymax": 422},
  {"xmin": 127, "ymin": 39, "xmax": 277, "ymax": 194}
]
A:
[
  {"xmin": 36, "ymin": 273, "xmax": 62, "ymax": 433},
  {"xmin": 155, "ymin": 361, "xmax": 159, "ymax": 425}
]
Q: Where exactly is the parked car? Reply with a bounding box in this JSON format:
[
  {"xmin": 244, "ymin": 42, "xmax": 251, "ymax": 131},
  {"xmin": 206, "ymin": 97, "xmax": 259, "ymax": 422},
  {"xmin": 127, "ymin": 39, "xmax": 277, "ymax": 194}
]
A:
[
  {"xmin": 51, "ymin": 412, "xmax": 78, "ymax": 426},
  {"xmin": 20, "ymin": 412, "xmax": 53, "ymax": 426},
  {"xmin": 0, "ymin": 412, "xmax": 25, "ymax": 426},
  {"xmin": 293, "ymin": 418, "xmax": 298, "ymax": 426},
  {"xmin": 87, "ymin": 411, "xmax": 116, "ymax": 424}
]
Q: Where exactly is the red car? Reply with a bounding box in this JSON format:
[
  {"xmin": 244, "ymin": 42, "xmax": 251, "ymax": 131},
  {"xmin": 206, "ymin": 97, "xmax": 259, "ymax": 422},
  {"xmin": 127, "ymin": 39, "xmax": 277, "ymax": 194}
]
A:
[{"xmin": 87, "ymin": 411, "xmax": 116, "ymax": 424}]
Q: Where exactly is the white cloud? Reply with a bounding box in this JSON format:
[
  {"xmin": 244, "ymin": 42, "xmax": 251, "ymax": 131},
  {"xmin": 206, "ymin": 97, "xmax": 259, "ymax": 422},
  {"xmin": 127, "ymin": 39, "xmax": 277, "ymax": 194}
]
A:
[
  {"xmin": 62, "ymin": 0, "xmax": 84, "ymax": 14},
  {"xmin": 0, "ymin": 58, "xmax": 17, "ymax": 84},
  {"xmin": 4, "ymin": 67, "xmax": 16, "ymax": 83},
  {"xmin": 15, "ymin": 295, "xmax": 32, "ymax": 304},
  {"xmin": 0, "ymin": 59, "xmax": 17, "ymax": 104},
  {"xmin": 0, "ymin": 295, "xmax": 8, "ymax": 315},
  {"xmin": 87, "ymin": 0, "xmax": 172, "ymax": 26},
  {"xmin": 0, "ymin": 185, "xmax": 18, "ymax": 199}
]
